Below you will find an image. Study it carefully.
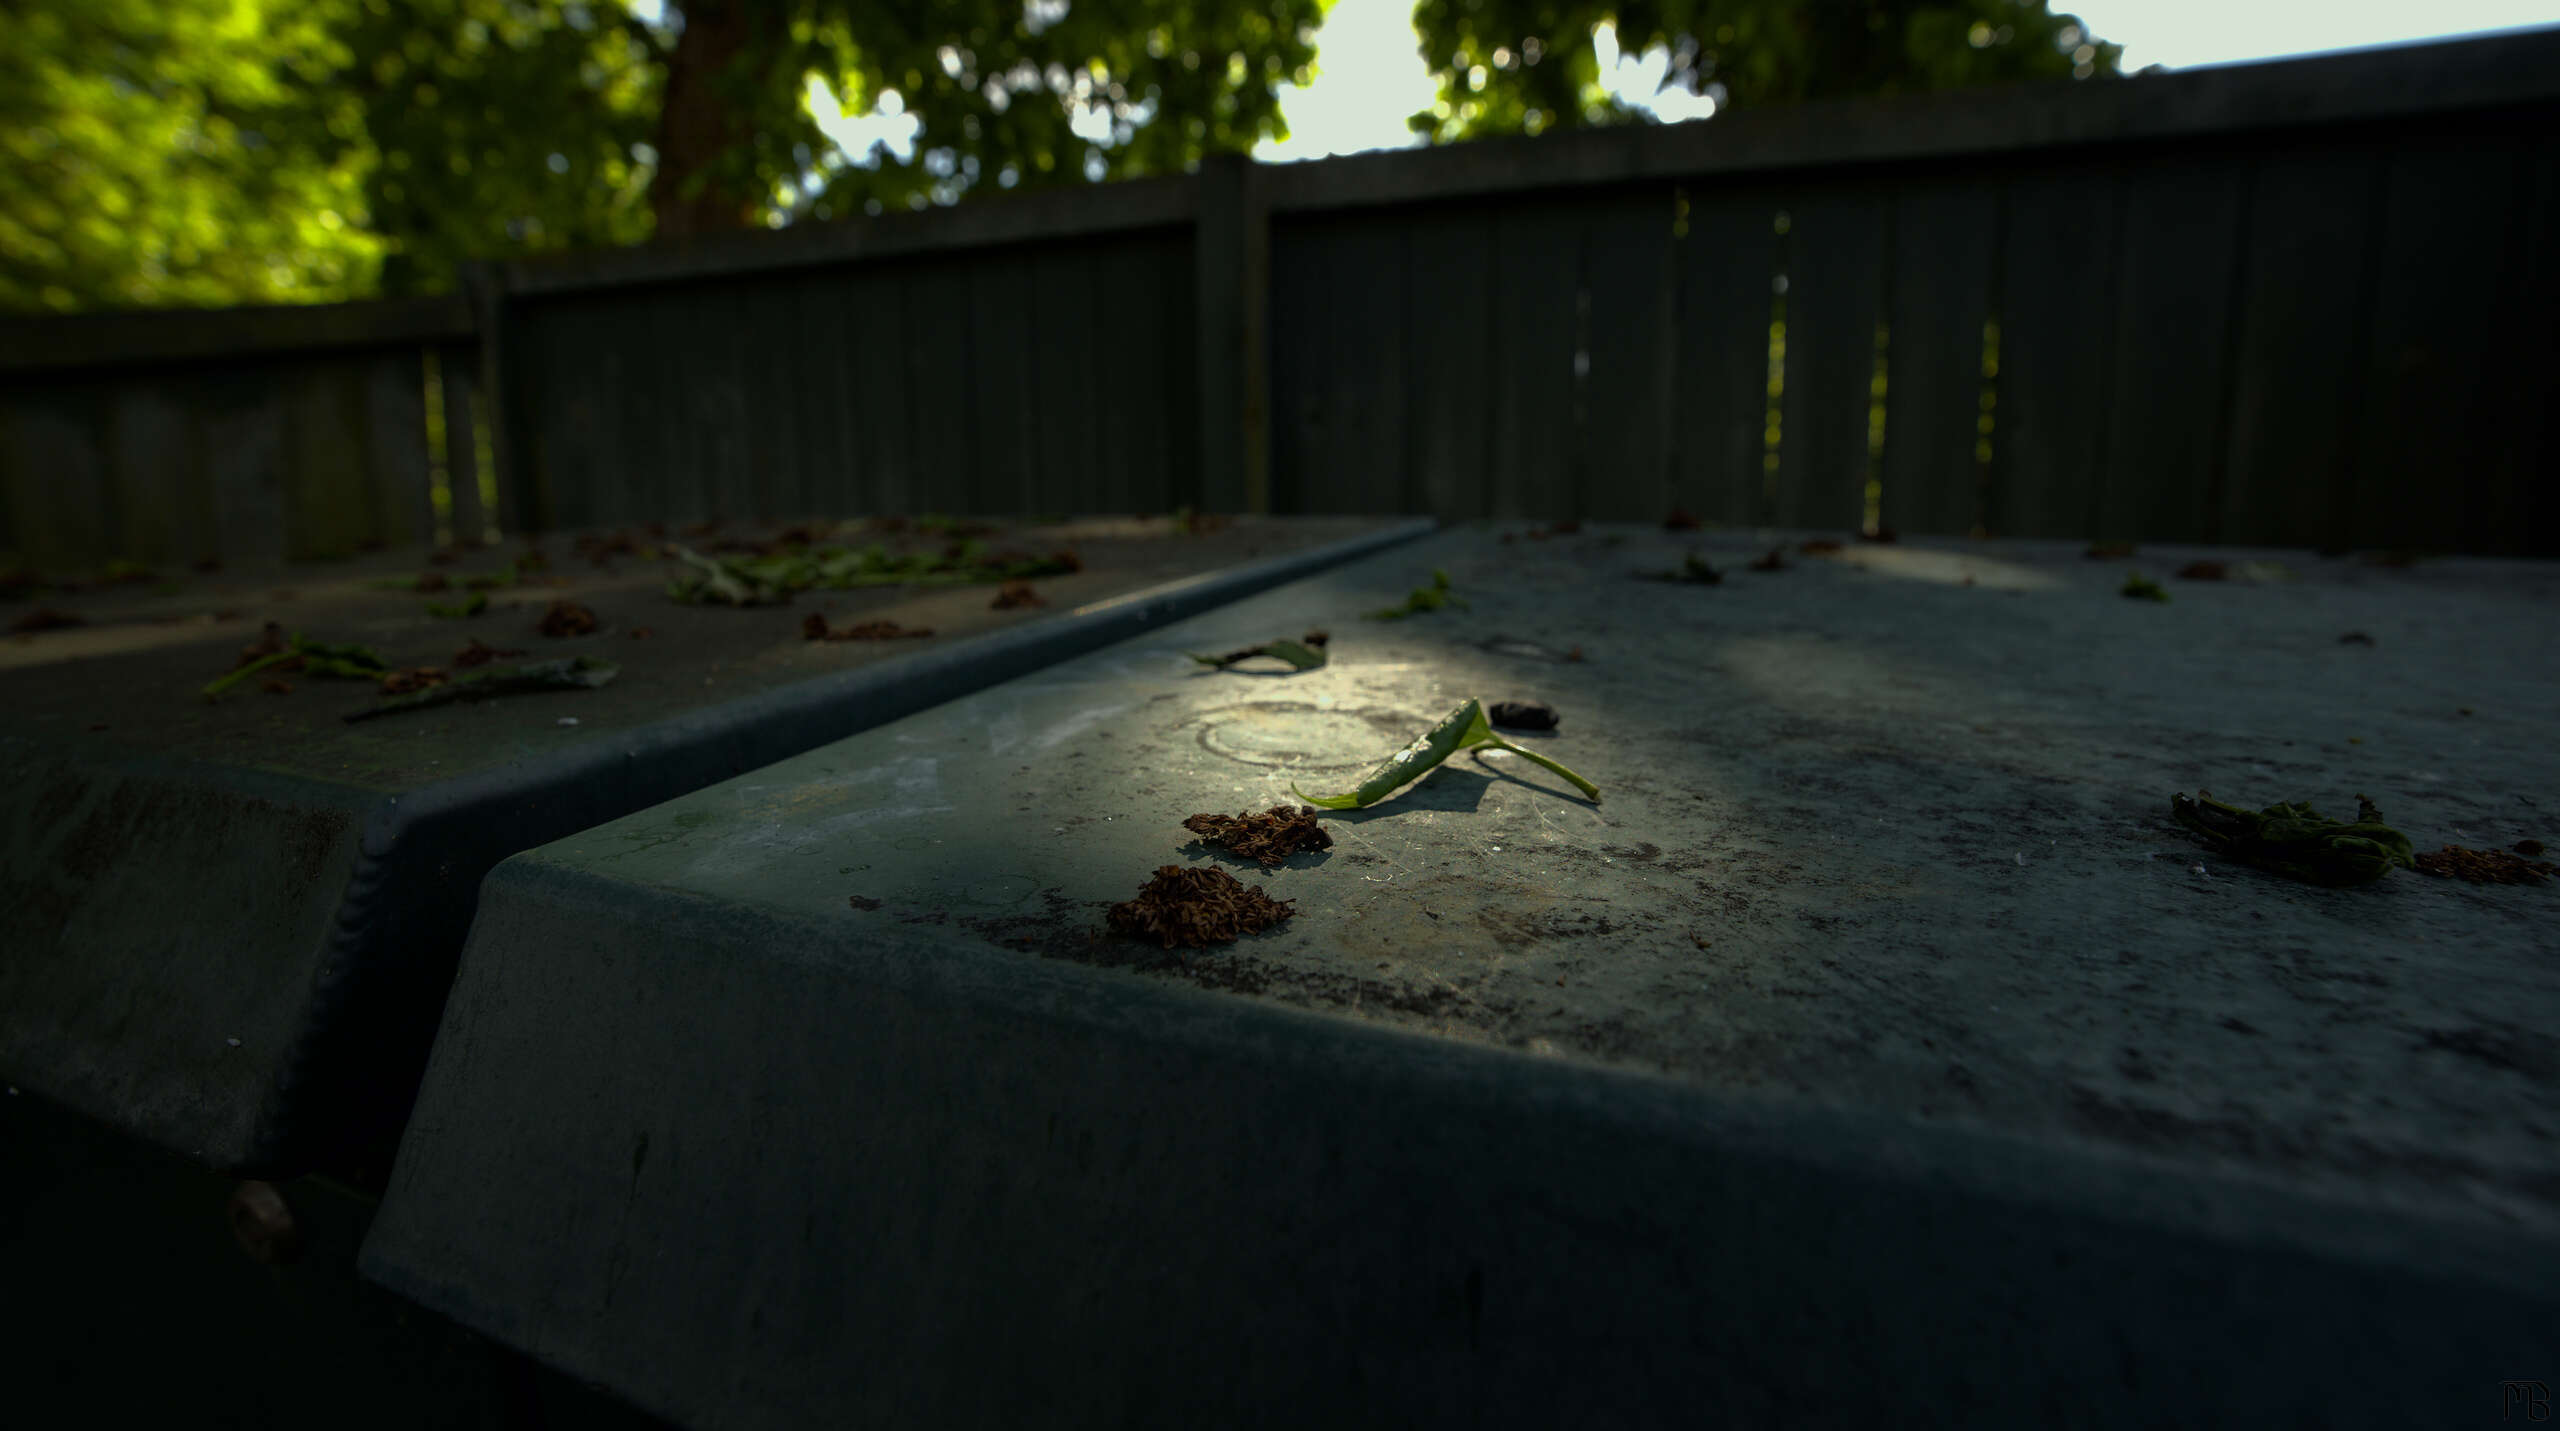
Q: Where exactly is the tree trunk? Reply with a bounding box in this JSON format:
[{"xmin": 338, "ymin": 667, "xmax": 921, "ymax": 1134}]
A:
[{"xmin": 650, "ymin": 0, "xmax": 764, "ymax": 240}]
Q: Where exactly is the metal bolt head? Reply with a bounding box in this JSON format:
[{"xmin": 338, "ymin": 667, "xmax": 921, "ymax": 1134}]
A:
[{"xmin": 227, "ymin": 1180, "xmax": 302, "ymax": 1266}]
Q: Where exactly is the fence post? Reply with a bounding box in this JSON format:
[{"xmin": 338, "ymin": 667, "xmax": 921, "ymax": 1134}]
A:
[
  {"xmin": 1192, "ymin": 153, "xmax": 1270, "ymax": 515},
  {"xmin": 457, "ymin": 261, "xmax": 531, "ymax": 536}
]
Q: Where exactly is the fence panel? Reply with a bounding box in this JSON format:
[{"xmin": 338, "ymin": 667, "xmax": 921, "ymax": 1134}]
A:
[
  {"xmin": 105, "ymin": 387, "xmax": 208, "ymax": 566},
  {"xmin": 2218, "ymin": 145, "xmax": 2378, "ymax": 552},
  {"xmin": 1881, "ymin": 178, "xmax": 2000, "ymax": 539},
  {"xmin": 1487, "ymin": 205, "xmax": 1583, "ymax": 520},
  {"xmin": 1269, "ymin": 216, "xmax": 1408, "ymax": 515},
  {"xmin": 1670, "ymin": 186, "xmax": 1782, "ymax": 527},
  {"xmin": 363, "ymin": 351, "xmax": 434, "ymax": 548},
  {"xmin": 2350, "ymin": 128, "xmax": 2544, "ymax": 556},
  {"xmin": 1027, "ymin": 242, "xmax": 1101, "ymax": 515},
  {"xmin": 1398, "ymin": 205, "xmax": 1497, "ymax": 521},
  {"xmin": 1578, "ymin": 188, "xmax": 1679, "ymax": 523},
  {"xmin": 1773, "ymin": 191, "xmax": 1888, "ymax": 532},
  {"xmin": 969, "ymin": 250, "xmax": 1044, "ymax": 516},
  {"xmin": 1988, "ymin": 169, "xmax": 2121, "ymax": 541},
  {"xmin": 1, "ymin": 389, "xmax": 112, "ymax": 563},
  {"xmin": 2101, "ymin": 159, "xmax": 2250, "ymax": 545}
]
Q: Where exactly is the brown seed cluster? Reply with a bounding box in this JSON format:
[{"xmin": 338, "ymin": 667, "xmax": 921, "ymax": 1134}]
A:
[
  {"xmin": 990, "ymin": 580, "xmax": 1046, "ymax": 609},
  {"xmin": 452, "ymin": 637, "xmax": 527, "ymax": 669},
  {"xmin": 801, "ymin": 612, "xmax": 935, "ymax": 641},
  {"xmin": 537, "ymin": 599, "xmax": 598, "ymax": 637},
  {"xmin": 1107, "ymin": 864, "xmax": 1297, "ymax": 948},
  {"xmin": 1181, "ymin": 805, "xmax": 1335, "ymax": 868},
  {"xmin": 2414, "ymin": 845, "xmax": 2560, "ymax": 886},
  {"xmin": 378, "ymin": 667, "xmax": 448, "ymax": 696}
]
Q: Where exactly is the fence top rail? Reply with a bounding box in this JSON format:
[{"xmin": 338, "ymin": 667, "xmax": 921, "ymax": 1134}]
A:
[
  {"xmin": 499, "ymin": 168, "xmax": 1201, "ymax": 299},
  {"xmin": 0, "ymin": 295, "xmax": 475, "ymax": 378},
  {"xmin": 1258, "ymin": 25, "xmax": 2560, "ymax": 217}
]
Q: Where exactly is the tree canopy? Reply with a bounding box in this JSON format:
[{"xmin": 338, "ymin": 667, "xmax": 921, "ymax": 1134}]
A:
[
  {"xmin": 3, "ymin": 0, "xmax": 2124, "ymax": 313},
  {"xmin": 0, "ymin": 0, "xmax": 381, "ymax": 311},
  {"xmin": 1407, "ymin": 0, "xmax": 2120, "ymax": 141}
]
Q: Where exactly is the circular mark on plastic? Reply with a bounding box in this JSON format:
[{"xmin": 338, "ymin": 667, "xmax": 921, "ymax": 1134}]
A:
[{"xmin": 1195, "ymin": 702, "xmax": 1419, "ymax": 770}]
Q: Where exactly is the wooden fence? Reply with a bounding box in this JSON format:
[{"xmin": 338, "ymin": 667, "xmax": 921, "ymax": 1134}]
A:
[{"xmin": 2, "ymin": 26, "xmax": 2553, "ymax": 568}]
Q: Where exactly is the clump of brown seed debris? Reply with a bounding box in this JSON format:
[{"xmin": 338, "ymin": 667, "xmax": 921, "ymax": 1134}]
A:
[
  {"xmin": 538, "ymin": 599, "xmax": 597, "ymax": 637},
  {"xmin": 1181, "ymin": 805, "xmax": 1334, "ymax": 868},
  {"xmin": 2414, "ymin": 845, "xmax": 2560, "ymax": 885},
  {"xmin": 991, "ymin": 580, "xmax": 1046, "ymax": 609},
  {"xmin": 802, "ymin": 613, "xmax": 935, "ymax": 641},
  {"xmin": 1107, "ymin": 864, "xmax": 1297, "ymax": 948},
  {"xmin": 378, "ymin": 667, "xmax": 448, "ymax": 696},
  {"xmin": 453, "ymin": 637, "xmax": 528, "ymax": 669}
]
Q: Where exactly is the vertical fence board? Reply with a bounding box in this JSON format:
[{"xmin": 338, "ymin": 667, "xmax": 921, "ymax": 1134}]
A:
[
  {"xmin": 1775, "ymin": 192, "xmax": 1888, "ymax": 532},
  {"xmin": 736, "ymin": 277, "xmax": 802, "ymax": 522},
  {"xmin": 968, "ymin": 251, "xmax": 1041, "ymax": 516},
  {"xmin": 1083, "ymin": 246, "xmax": 1143, "ymax": 515},
  {"xmin": 616, "ymin": 295, "xmax": 666, "ymax": 528},
  {"xmin": 534, "ymin": 302, "xmax": 594, "ymax": 529},
  {"xmin": 2508, "ymin": 126, "xmax": 2560, "ymax": 556},
  {"xmin": 1881, "ymin": 180, "xmax": 1999, "ymax": 539},
  {"xmin": 1263, "ymin": 221, "xmax": 1321, "ymax": 515},
  {"xmin": 437, "ymin": 343, "xmax": 484, "ymax": 545},
  {"xmin": 1096, "ymin": 229, "xmax": 1190, "ymax": 515},
  {"xmin": 1578, "ymin": 189, "xmax": 1678, "ymax": 522},
  {"xmin": 1345, "ymin": 222, "xmax": 1411, "ymax": 516},
  {"xmin": 1672, "ymin": 188, "xmax": 1782, "ymax": 527},
  {"xmin": 106, "ymin": 385, "xmax": 204, "ymax": 564},
  {"xmin": 1400, "ymin": 206, "xmax": 1496, "ymax": 521},
  {"xmin": 1, "ymin": 389, "xmax": 111, "ymax": 565},
  {"xmin": 2351, "ymin": 131, "xmax": 2540, "ymax": 555},
  {"xmin": 281, "ymin": 364, "xmax": 373, "ymax": 559},
  {"xmin": 903, "ymin": 258, "xmax": 977, "ymax": 515},
  {"xmin": 363, "ymin": 351, "xmax": 433, "ymax": 548},
  {"xmin": 1333, "ymin": 220, "xmax": 1410, "ymax": 515},
  {"xmin": 1028, "ymin": 243, "xmax": 1101, "ymax": 516},
  {"xmin": 1156, "ymin": 228, "xmax": 1202, "ymax": 514},
  {"xmin": 1268, "ymin": 217, "xmax": 1406, "ymax": 515},
  {"xmin": 2218, "ymin": 147, "xmax": 2376, "ymax": 551},
  {"xmin": 203, "ymin": 373, "xmax": 288, "ymax": 567},
  {"xmin": 2101, "ymin": 160, "xmax": 2247, "ymax": 544},
  {"xmin": 684, "ymin": 282, "xmax": 754, "ymax": 523},
  {"xmin": 1488, "ymin": 205, "xmax": 1582, "ymax": 520},
  {"xmin": 581, "ymin": 294, "xmax": 648, "ymax": 528},
  {"xmin": 847, "ymin": 267, "xmax": 912, "ymax": 516},
  {"xmin": 1991, "ymin": 171, "xmax": 2121, "ymax": 540},
  {"xmin": 795, "ymin": 268, "xmax": 856, "ymax": 517}
]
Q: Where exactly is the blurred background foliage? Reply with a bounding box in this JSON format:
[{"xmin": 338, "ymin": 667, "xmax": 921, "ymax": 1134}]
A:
[
  {"xmin": 0, "ymin": 0, "xmax": 2115, "ymax": 313},
  {"xmin": 1408, "ymin": 0, "xmax": 2117, "ymax": 140}
]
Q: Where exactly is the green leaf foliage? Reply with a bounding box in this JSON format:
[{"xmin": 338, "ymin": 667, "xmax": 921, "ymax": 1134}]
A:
[
  {"xmin": 1, "ymin": 0, "xmax": 383, "ymax": 311},
  {"xmin": 1406, "ymin": 0, "xmax": 2123, "ymax": 143}
]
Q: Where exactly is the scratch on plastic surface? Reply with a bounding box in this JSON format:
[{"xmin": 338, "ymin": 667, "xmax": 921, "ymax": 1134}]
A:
[
  {"xmin": 687, "ymin": 757, "xmax": 953, "ymax": 878},
  {"xmin": 1032, "ymin": 702, "xmax": 1132, "ymax": 754},
  {"xmin": 985, "ymin": 708, "xmax": 1028, "ymax": 759}
]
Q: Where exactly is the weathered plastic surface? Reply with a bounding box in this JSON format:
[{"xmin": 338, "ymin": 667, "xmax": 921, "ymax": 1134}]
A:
[
  {"xmin": 0, "ymin": 515, "xmax": 1430, "ymax": 1173},
  {"xmin": 364, "ymin": 523, "xmax": 2560, "ymax": 1428}
]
